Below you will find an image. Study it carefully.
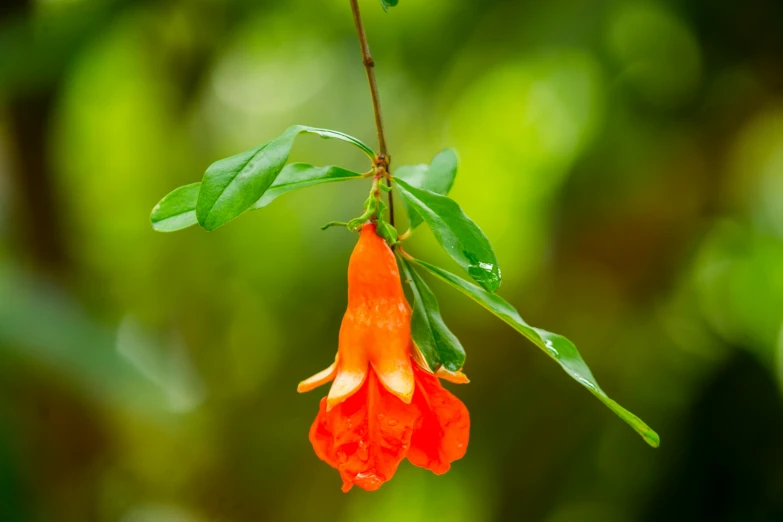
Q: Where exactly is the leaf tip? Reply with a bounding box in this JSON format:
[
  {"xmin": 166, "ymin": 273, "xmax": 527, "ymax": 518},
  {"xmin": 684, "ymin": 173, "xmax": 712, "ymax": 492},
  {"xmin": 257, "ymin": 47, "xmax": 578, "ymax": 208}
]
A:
[
  {"xmin": 644, "ymin": 429, "xmax": 661, "ymax": 448},
  {"xmin": 198, "ymin": 212, "xmax": 219, "ymax": 231}
]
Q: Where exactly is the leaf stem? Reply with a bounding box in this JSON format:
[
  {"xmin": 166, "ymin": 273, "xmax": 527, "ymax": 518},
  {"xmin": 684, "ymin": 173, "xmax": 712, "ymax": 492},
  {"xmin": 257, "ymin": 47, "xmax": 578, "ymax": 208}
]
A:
[{"xmin": 349, "ymin": 0, "xmax": 395, "ymax": 227}]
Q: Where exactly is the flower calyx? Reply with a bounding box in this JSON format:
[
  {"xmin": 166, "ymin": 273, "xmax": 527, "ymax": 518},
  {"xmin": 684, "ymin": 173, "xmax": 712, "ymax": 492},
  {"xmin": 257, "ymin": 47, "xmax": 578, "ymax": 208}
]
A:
[{"xmin": 321, "ymin": 165, "xmax": 399, "ymax": 247}]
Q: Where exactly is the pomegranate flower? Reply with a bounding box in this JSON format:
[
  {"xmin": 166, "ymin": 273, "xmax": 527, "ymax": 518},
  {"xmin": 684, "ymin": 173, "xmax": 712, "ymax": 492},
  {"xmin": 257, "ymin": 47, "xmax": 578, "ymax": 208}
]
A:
[{"xmin": 298, "ymin": 223, "xmax": 470, "ymax": 492}]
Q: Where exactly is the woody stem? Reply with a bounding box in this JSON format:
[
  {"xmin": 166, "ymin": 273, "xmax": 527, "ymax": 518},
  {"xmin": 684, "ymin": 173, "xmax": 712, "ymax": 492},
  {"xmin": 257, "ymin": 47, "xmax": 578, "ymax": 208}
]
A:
[{"xmin": 349, "ymin": 0, "xmax": 395, "ymax": 227}]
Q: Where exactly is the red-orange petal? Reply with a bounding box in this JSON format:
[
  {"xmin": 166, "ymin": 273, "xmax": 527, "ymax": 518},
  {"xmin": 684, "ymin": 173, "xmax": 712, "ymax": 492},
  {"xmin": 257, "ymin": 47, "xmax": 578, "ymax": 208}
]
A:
[
  {"xmin": 309, "ymin": 369, "xmax": 419, "ymax": 492},
  {"xmin": 406, "ymin": 366, "xmax": 470, "ymax": 475}
]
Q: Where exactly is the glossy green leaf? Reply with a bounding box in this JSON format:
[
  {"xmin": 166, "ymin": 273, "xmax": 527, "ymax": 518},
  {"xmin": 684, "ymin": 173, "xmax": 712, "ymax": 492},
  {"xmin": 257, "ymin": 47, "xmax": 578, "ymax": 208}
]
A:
[
  {"xmin": 150, "ymin": 183, "xmax": 200, "ymax": 232},
  {"xmin": 394, "ymin": 177, "xmax": 501, "ymax": 292},
  {"xmin": 196, "ymin": 126, "xmax": 373, "ymax": 231},
  {"xmin": 395, "ymin": 148, "xmax": 458, "ymax": 230},
  {"xmin": 151, "ymin": 164, "xmax": 363, "ymax": 232},
  {"xmin": 409, "ymin": 257, "xmax": 660, "ymax": 448},
  {"xmin": 294, "ymin": 126, "xmax": 375, "ymax": 159},
  {"xmin": 250, "ymin": 163, "xmax": 363, "ymax": 210},
  {"xmin": 398, "ymin": 255, "xmax": 465, "ymax": 372}
]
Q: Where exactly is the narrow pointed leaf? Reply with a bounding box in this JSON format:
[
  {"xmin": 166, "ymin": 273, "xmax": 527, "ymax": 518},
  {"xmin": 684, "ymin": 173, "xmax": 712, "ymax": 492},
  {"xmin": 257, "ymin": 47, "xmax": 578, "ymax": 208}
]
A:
[
  {"xmin": 196, "ymin": 126, "xmax": 373, "ymax": 231},
  {"xmin": 394, "ymin": 177, "xmax": 501, "ymax": 292},
  {"xmin": 410, "ymin": 257, "xmax": 660, "ymax": 448},
  {"xmin": 150, "ymin": 183, "xmax": 200, "ymax": 232},
  {"xmin": 294, "ymin": 126, "xmax": 375, "ymax": 159},
  {"xmin": 399, "ymin": 255, "xmax": 465, "ymax": 372},
  {"xmin": 395, "ymin": 148, "xmax": 458, "ymax": 230},
  {"xmin": 151, "ymin": 164, "xmax": 362, "ymax": 232},
  {"xmin": 251, "ymin": 163, "xmax": 363, "ymax": 210}
]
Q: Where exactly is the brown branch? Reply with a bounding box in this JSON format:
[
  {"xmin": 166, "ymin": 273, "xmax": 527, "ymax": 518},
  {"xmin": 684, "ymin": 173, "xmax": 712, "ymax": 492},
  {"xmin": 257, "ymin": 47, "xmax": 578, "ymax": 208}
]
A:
[{"xmin": 349, "ymin": 0, "xmax": 395, "ymax": 226}]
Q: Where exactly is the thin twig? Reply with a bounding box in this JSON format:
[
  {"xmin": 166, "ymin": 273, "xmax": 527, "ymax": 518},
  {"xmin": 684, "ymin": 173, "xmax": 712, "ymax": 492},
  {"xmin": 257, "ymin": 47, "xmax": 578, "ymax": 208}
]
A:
[{"xmin": 349, "ymin": 0, "xmax": 395, "ymax": 226}]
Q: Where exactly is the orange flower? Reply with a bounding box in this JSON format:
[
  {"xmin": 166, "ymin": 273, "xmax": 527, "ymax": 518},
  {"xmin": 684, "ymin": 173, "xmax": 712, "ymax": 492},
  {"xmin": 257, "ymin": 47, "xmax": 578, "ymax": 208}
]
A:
[{"xmin": 298, "ymin": 223, "xmax": 470, "ymax": 492}]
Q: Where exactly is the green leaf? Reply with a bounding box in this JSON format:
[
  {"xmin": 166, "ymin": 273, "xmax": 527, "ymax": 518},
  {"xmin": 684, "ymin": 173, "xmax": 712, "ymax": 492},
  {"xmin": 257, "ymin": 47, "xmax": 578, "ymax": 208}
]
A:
[
  {"xmin": 395, "ymin": 148, "xmax": 458, "ymax": 230},
  {"xmin": 394, "ymin": 177, "xmax": 501, "ymax": 292},
  {"xmin": 409, "ymin": 257, "xmax": 660, "ymax": 448},
  {"xmin": 294, "ymin": 126, "xmax": 375, "ymax": 159},
  {"xmin": 395, "ymin": 148, "xmax": 458, "ymax": 198},
  {"xmin": 151, "ymin": 164, "xmax": 363, "ymax": 233},
  {"xmin": 398, "ymin": 255, "xmax": 465, "ymax": 372},
  {"xmin": 381, "ymin": 0, "xmax": 398, "ymax": 11},
  {"xmin": 196, "ymin": 132, "xmax": 295, "ymax": 231},
  {"xmin": 376, "ymin": 219, "xmax": 399, "ymax": 246},
  {"xmin": 150, "ymin": 183, "xmax": 200, "ymax": 232},
  {"xmin": 250, "ymin": 163, "xmax": 363, "ymax": 210},
  {"xmin": 196, "ymin": 126, "xmax": 373, "ymax": 231}
]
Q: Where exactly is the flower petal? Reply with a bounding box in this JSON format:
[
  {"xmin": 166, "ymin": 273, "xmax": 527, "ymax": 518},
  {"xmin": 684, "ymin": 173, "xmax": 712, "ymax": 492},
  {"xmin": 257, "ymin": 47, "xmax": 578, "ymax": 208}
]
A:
[
  {"xmin": 371, "ymin": 356, "xmax": 414, "ymax": 404},
  {"xmin": 297, "ymin": 361, "xmax": 337, "ymax": 393},
  {"xmin": 328, "ymin": 309, "xmax": 371, "ymax": 410},
  {"xmin": 327, "ymin": 366, "xmax": 367, "ymax": 411},
  {"xmin": 310, "ymin": 397, "xmax": 338, "ymax": 466},
  {"xmin": 309, "ymin": 370, "xmax": 419, "ymax": 492},
  {"xmin": 435, "ymin": 367, "xmax": 470, "ymax": 384},
  {"xmin": 407, "ymin": 367, "xmax": 470, "ymax": 474}
]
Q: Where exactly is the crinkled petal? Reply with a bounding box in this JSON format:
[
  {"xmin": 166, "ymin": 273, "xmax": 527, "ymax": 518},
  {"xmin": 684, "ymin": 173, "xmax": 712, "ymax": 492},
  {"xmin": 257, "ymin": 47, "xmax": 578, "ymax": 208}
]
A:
[
  {"xmin": 310, "ymin": 397, "xmax": 338, "ymax": 467},
  {"xmin": 309, "ymin": 370, "xmax": 419, "ymax": 492},
  {"xmin": 407, "ymin": 367, "xmax": 470, "ymax": 474},
  {"xmin": 298, "ymin": 361, "xmax": 337, "ymax": 393}
]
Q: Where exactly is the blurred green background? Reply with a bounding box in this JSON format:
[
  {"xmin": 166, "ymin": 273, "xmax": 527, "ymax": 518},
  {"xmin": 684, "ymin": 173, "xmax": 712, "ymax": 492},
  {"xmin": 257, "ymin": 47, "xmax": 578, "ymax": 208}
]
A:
[{"xmin": 2, "ymin": 0, "xmax": 783, "ymax": 520}]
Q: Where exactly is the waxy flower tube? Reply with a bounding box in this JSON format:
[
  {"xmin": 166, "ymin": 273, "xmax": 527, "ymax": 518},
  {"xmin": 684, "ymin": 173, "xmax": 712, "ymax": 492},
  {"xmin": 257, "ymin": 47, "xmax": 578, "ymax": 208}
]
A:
[{"xmin": 298, "ymin": 223, "xmax": 469, "ymax": 492}]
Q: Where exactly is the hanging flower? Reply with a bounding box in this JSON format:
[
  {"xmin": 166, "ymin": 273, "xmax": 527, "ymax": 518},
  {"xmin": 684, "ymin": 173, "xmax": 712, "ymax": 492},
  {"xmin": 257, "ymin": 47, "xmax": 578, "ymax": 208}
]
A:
[{"xmin": 298, "ymin": 223, "xmax": 470, "ymax": 492}]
